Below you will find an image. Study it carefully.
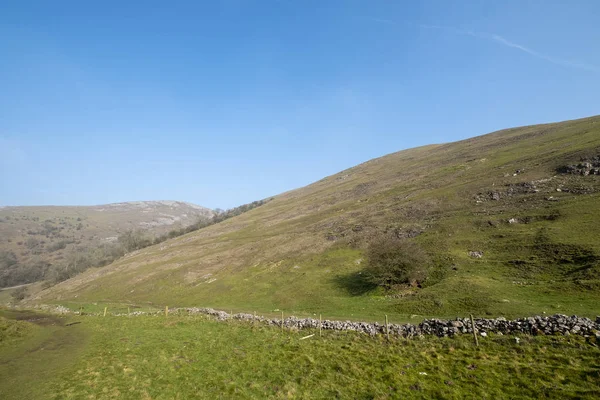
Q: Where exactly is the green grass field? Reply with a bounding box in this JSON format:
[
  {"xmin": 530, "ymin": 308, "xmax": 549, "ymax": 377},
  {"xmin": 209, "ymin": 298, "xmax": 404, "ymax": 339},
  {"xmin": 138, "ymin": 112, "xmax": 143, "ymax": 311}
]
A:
[{"xmin": 1, "ymin": 310, "xmax": 599, "ymax": 399}]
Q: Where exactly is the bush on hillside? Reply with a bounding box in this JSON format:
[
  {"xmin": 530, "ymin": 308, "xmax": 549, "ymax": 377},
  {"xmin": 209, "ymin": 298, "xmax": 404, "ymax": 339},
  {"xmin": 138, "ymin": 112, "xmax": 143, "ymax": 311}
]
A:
[
  {"xmin": 0, "ymin": 251, "xmax": 18, "ymax": 270},
  {"xmin": 364, "ymin": 237, "xmax": 429, "ymax": 289},
  {"xmin": 25, "ymin": 237, "xmax": 41, "ymax": 250},
  {"xmin": 0, "ymin": 255, "xmax": 51, "ymax": 288},
  {"xmin": 118, "ymin": 230, "xmax": 150, "ymax": 252},
  {"xmin": 46, "ymin": 240, "xmax": 73, "ymax": 253},
  {"xmin": 11, "ymin": 286, "xmax": 27, "ymax": 301},
  {"xmin": 44, "ymin": 243, "xmax": 126, "ymax": 284}
]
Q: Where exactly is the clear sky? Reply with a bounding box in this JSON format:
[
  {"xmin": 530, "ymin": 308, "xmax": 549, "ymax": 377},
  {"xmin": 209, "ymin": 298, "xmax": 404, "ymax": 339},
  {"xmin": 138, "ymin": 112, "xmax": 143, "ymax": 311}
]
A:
[{"xmin": 1, "ymin": 1, "xmax": 599, "ymax": 209}]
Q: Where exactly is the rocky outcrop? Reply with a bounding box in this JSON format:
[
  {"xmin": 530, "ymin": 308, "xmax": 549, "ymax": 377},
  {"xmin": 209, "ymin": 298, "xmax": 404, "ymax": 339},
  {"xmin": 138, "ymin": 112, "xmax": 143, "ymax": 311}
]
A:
[
  {"xmin": 558, "ymin": 156, "xmax": 600, "ymax": 176},
  {"xmin": 506, "ymin": 182, "xmax": 539, "ymax": 195},
  {"xmin": 475, "ymin": 182, "xmax": 539, "ymax": 203},
  {"xmin": 468, "ymin": 251, "xmax": 484, "ymax": 258}
]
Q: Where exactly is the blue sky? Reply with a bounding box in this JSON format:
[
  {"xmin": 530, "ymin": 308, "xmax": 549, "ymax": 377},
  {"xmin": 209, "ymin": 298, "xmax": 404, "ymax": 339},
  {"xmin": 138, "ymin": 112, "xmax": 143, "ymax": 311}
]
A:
[{"xmin": 1, "ymin": 0, "xmax": 599, "ymax": 209}]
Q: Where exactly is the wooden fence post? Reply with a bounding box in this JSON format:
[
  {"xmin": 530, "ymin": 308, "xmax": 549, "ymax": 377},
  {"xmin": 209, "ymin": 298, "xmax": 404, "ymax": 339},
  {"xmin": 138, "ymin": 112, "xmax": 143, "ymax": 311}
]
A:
[
  {"xmin": 470, "ymin": 314, "xmax": 479, "ymax": 347},
  {"xmin": 319, "ymin": 314, "xmax": 322, "ymax": 337},
  {"xmin": 103, "ymin": 307, "xmax": 107, "ymax": 317},
  {"xmin": 385, "ymin": 315, "xmax": 389, "ymax": 342},
  {"xmin": 165, "ymin": 305, "xmax": 168, "ymax": 317},
  {"xmin": 281, "ymin": 311, "xmax": 284, "ymax": 332}
]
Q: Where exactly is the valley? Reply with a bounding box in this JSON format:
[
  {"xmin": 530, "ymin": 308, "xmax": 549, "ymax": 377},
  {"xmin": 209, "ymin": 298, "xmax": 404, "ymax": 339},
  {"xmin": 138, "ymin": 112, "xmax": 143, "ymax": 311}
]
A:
[{"xmin": 2, "ymin": 116, "xmax": 600, "ymax": 399}]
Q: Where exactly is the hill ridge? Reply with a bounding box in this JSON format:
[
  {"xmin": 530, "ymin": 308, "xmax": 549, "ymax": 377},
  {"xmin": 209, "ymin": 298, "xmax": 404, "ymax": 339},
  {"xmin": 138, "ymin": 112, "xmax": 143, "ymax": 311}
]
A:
[{"xmin": 0, "ymin": 200, "xmax": 215, "ymax": 288}]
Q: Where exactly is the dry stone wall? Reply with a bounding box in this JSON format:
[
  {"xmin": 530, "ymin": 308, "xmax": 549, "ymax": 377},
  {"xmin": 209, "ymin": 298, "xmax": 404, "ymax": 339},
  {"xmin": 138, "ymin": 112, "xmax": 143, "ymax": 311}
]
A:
[
  {"xmin": 32, "ymin": 304, "xmax": 600, "ymax": 339},
  {"xmin": 183, "ymin": 308, "xmax": 600, "ymax": 338}
]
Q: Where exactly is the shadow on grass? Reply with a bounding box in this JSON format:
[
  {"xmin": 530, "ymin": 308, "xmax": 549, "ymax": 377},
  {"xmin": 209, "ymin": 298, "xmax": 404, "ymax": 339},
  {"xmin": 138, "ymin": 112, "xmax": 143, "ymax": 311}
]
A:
[{"xmin": 331, "ymin": 272, "xmax": 378, "ymax": 296}]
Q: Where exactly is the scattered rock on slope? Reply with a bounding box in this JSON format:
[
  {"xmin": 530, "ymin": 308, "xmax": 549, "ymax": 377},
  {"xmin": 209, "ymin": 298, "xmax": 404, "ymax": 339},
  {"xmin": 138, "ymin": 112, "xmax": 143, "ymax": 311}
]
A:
[{"xmin": 558, "ymin": 156, "xmax": 600, "ymax": 176}]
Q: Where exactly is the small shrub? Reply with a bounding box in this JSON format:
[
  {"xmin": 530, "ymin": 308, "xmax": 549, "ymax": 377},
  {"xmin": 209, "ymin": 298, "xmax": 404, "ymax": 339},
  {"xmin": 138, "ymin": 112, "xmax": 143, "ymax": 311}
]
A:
[
  {"xmin": 118, "ymin": 230, "xmax": 150, "ymax": 252},
  {"xmin": 364, "ymin": 236, "xmax": 430, "ymax": 289},
  {"xmin": 46, "ymin": 240, "xmax": 73, "ymax": 253},
  {"xmin": 11, "ymin": 286, "xmax": 27, "ymax": 301},
  {"xmin": 25, "ymin": 237, "xmax": 40, "ymax": 249}
]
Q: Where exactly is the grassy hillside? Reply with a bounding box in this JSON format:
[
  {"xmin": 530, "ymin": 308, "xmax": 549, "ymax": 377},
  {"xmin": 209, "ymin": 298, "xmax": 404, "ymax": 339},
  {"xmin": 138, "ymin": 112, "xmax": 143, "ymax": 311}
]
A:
[
  {"xmin": 0, "ymin": 201, "xmax": 213, "ymax": 288},
  {"xmin": 35, "ymin": 116, "xmax": 600, "ymax": 321}
]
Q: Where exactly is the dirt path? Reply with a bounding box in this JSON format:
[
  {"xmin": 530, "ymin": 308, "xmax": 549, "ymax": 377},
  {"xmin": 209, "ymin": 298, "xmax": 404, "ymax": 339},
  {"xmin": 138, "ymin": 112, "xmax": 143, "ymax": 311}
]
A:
[
  {"xmin": 0, "ymin": 283, "xmax": 33, "ymax": 292},
  {"xmin": 1, "ymin": 309, "xmax": 64, "ymax": 325},
  {"xmin": 0, "ymin": 310, "xmax": 89, "ymax": 399}
]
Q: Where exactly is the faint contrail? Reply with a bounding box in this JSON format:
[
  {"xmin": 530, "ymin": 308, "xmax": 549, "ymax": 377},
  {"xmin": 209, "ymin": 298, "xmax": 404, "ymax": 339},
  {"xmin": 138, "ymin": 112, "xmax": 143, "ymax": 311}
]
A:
[
  {"xmin": 488, "ymin": 34, "xmax": 599, "ymax": 72},
  {"xmin": 368, "ymin": 18, "xmax": 599, "ymax": 73}
]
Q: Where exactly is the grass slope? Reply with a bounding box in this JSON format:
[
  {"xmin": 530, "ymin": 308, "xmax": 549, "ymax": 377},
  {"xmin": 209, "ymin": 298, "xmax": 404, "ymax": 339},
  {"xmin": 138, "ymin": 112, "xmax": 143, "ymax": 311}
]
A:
[
  {"xmin": 36, "ymin": 116, "xmax": 600, "ymax": 321},
  {"xmin": 1, "ymin": 312, "xmax": 599, "ymax": 399}
]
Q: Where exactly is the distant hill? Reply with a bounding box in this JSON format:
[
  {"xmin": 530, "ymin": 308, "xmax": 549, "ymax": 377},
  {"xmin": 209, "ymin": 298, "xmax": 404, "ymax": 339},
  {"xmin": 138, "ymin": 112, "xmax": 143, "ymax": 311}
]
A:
[
  {"xmin": 0, "ymin": 201, "xmax": 214, "ymax": 288},
  {"xmin": 34, "ymin": 116, "xmax": 600, "ymax": 320}
]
